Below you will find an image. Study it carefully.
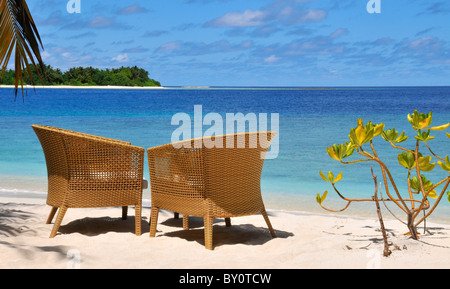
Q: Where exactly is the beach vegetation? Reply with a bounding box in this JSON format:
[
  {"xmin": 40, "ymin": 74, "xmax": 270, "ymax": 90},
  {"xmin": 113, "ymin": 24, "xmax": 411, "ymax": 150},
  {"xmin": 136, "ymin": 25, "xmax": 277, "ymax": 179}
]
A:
[
  {"xmin": 0, "ymin": 0, "xmax": 45, "ymax": 98},
  {"xmin": 318, "ymin": 110, "xmax": 450, "ymax": 255},
  {"xmin": 1, "ymin": 64, "xmax": 161, "ymax": 87}
]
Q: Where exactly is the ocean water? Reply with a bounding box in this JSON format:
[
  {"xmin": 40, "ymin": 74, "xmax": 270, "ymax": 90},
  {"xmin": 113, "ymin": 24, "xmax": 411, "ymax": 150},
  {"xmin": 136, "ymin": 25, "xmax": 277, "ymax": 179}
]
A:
[{"xmin": 1, "ymin": 86, "xmax": 449, "ymax": 221}]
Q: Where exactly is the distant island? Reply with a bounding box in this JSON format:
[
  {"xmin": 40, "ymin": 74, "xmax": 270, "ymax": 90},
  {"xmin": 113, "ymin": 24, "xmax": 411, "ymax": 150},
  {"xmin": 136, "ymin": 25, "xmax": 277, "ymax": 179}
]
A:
[{"xmin": 1, "ymin": 65, "xmax": 161, "ymax": 87}]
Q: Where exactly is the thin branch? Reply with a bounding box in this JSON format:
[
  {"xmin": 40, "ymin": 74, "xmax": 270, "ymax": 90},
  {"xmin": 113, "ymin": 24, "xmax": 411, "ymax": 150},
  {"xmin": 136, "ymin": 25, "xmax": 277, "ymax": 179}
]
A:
[
  {"xmin": 415, "ymin": 178, "xmax": 450, "ymax": 227},
  {"xmin": 379, "ymin": 181, "xmax": 407, "ymax": 225},
  {"xmin": 407, "ymin": 169, "xmax": 415, "ymax": 210},
  {"xmin": 412, "ymin": 140, "xmax": 430, "ymax": 218},
  {"xmin": 340, "ymin": 159, "xmax": 373, "ymax": 165},
  {"xmin": 370, "ymin": 141, "xmax": 409, "ymax": 213},
  {"xmin": 424, "ymin": 142, "xmax": 446, "ymax": 162},
  {"xmin": 389, "ymin": 142, "xmax": 414, "ymax": 153},
  {"xmin": 371, "ymin": 167, "xmax": 391, "ymax": 257},
  {"xmin": 373, "ymin": 158, "xmax": 410, "ymax": 213}
]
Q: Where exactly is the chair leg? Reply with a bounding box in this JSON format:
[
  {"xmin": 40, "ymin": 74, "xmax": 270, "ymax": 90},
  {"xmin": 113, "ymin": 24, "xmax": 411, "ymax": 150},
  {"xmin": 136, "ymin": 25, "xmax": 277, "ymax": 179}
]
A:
[
  {"xmin": 122, "ymin": 206, "xmax": 128, "ymax": 220},
  {"xmin": 261, "ymin": 210, "xmax": 276, "ymax": 238},
  {"xmin": 225, "ymin": 218, "xmax": 231, "ymax": 227},
  {"xmin": 46, "ymin": 207, "xmax": 58, "ymax": 224},
  {"xmin": 135, "ymin": 205, "xmax": 142, "ymax": 236},
  {"xmin": 174, "ymin": 212, "xmax": 179, "ymax": 219},
  {"xmin": 49, "ymin": 206, "xmax": 68, "ymax": 238},
  {"xmin": 149, "ymin": 207, "xmax": 159, "ymax": 237},
  {"xmin": 183, "ymin": 215, "xmax": 189, "ymax": 230},
  {"xmin": 204, "ymin": 216, "xmax": 214, "ymax": 250}
]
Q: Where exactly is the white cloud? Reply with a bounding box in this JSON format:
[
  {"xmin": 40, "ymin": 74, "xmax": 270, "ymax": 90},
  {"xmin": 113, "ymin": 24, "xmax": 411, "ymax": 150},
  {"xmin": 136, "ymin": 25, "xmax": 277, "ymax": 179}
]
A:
[
  {"xmin": 329, "ymin": 28, "xmax": 348, "ymax": 39},
  {"xmin": 155, "ymin": 41, "xmax": 183, "ymax": 53},
  {"xmin": 264, "ymin": 55, "xmax": 280, "ymax": 64},
  {"xmin": 205, "ymin": 2, "xmax": 328, "ymax": 29},
  {"xmin": 41, "ymin": 51, "xmax": 51, "ymax": 61},
  {"xmin": 207, "ymin": 9, "xmax": 267, "ymax": 27},
  {"xmin": 299, "ymin": 9, "xmax": 327, "ymax": 22},
  {"xmin": 155, "ymin": 40, "xmax": 253, "ymax": 56},
  {"xmin": 87, "ymin": 16, "xmax": 114, "ymax": 28},
  {"xmin": 408, "ymin": 36, "xmax": 439, "ymax": 50},
  {"xmin": 112, "ymin": 53, "xmax": 130, "ymax": 63},
  {"xmin": 117, "ymin": 5, "xmax": 149, "ymax": 15}
]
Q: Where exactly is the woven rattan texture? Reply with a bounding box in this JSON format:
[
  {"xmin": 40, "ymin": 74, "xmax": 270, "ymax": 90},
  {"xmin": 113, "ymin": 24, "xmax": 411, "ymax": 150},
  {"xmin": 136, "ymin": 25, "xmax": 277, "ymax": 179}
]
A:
[
  {"xmin": 32, "ymin": 125, "xmax": 145, "ymax": 237},
  {"xmin": 147, "ymin": 131, "xmax": 276, "ymax": 249}
]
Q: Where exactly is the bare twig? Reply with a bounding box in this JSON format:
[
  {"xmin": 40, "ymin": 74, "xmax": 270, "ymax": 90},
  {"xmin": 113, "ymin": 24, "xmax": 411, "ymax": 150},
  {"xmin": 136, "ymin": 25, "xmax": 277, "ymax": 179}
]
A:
[{"xmin": 371, "ymin": 167, "xmax": 391, "ymax": 257}]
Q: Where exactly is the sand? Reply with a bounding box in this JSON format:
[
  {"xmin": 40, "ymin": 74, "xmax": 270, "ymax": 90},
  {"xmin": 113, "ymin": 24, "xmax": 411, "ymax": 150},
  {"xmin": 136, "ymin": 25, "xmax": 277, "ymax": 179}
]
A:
[{"xmin": 2, "ymin": 197, "xmax": 450, "ymax": 269}]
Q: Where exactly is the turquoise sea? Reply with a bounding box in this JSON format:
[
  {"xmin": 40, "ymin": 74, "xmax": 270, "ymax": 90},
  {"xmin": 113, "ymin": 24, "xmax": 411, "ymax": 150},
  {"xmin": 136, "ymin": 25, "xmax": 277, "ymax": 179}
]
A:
[{"xmin": 1, "ymin": 87, "xmax": 449, "ymax": 221}]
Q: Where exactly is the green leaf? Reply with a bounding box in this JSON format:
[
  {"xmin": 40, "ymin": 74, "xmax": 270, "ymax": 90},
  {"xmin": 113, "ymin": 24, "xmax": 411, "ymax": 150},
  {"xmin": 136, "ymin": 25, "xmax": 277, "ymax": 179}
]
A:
[
  {"xmin": 326, "ymin": 146, "xmax": 339, "ymax": 161},
  {"xmin": 326, "ymin": 143, "xmax": 354, "ymax": 161},
  {"xmin": 407, "ymin": 110, "xmax": 448, "ymax": 132},
  {"xmin": 438, "ymin": 155, "xmax": 450, "ymax": 171},
  {"xmin": 408, "ymin": 110, "xmax": 433, "ymax": 131},
  {"xmin": 447, "ymin": 191, "xmax": 450, "ymax": 203},
  {"xmin": 349, "ymin": 128, "xmax": 358, "ymax": 147},
  {"xmin": 355, "ymin": 121, "xmax": 366, "ymax": 144},
  {"xmin": 316, "ymin": 191, "xmax": 328, "ymax": 205},
  {"xmin": 382, "ymin": 128, "xmax": 409, "ymax": 143},
  {"xmin": 399, "ymin": 152, "xmax": 435, "ymax": 171},
  {"xmin": 429, "ymin": 123, "xmax": 450, "ymax": 131},
  {"xmin": 395, "ymin": 131, "xmax": 409, "ymax": 143},
  {"xmin": 398, "ymin": 151, "xmax": 416, "ymax": 169},
  {"xmin": 410, "ymin": 175, "xmax": 433, "ymax": 193},
  {"xmin": 373, "ymin": 123, "xmax": 385, "ymax": 137},
  {"xmin": 327, "ymin": 171, "xmax": 334, "ymax": 183},
  {"xmin": 320, "ymin": 171, "xmax": 343, "ymax": 184},
  {"xmin": 414, "ymin": 130, "xmax": 435, "ymax": 142},
  {"xmin": 345, "ymin": 142, "xmax": 355, "ymax": 158},
  {"xmin": 427, "ymin": 190, "xmax": 438, "ymax": 199},
  {"xmin": 381, "ymin": 128, "xmax": 398, "ymax": 142},
  {"xmin": 321, "ymin": 191, "xmax": 328, "ymax": 203},
  {"xmin": 319, "ymin": 171, "xmax": 330, "ymax": 182},
  {"xmin": 362, "ymin": 129, "xmax": 374, "ymax": 145},
  {"xmin": 316, "ymin": 193, "xmax": 322, "ymax": 204},
  {"xmin": 334, "ymin": 172, "xmax": 343, "ymax": 183},
  {"xmin": 417, "ymin": 155, "xmax": 435, "ymax": 172},
  {"xmin": 349, "ymin": 119, "xmax": 378, "ymax": 147}
]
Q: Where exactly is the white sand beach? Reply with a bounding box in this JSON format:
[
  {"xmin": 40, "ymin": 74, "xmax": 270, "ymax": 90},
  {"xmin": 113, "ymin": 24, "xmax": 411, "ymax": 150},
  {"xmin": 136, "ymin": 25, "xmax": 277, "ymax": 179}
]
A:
[{"xmin": 2, "ymin": 196, "xmax": 450, "ymax": 269}]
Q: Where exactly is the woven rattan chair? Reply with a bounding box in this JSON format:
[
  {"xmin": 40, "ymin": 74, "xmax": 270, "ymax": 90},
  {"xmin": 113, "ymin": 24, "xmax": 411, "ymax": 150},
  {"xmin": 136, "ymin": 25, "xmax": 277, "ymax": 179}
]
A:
[
  {"xmin": 147, "ymin": 131, "xmax": 276, "ymax": 250},
  {"xmin": 32, "ymin": 125, "xmax": 145, "ymax": 238}
]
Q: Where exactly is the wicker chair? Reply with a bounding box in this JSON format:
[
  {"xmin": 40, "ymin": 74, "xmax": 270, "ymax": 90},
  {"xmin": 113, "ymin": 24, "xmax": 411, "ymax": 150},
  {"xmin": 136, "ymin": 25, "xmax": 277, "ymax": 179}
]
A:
[
  {"xmin": 32, "ymin": 125, "xmax": 145, "ymax": 238},
  {"xmin": 147, "ymin": 131, "xmax": 276, "ymax": 250}
]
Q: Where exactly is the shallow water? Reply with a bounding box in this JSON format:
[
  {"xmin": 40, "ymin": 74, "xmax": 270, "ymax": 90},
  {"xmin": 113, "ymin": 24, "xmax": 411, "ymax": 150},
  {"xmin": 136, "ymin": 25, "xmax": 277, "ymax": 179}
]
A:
[{"xmin": 1, "ymin": 86, "xmax": 449, "ymax": 221}]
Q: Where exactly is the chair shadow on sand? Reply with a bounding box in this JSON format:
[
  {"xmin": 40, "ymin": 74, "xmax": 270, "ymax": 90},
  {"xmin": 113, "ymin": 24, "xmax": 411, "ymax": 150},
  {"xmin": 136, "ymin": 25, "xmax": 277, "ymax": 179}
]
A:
[
  {"xmin": 58, "ymin": 213, "xmax": 151, "ymax": 237},
  {"xmin": 56, "ymin": 209, "xmax": 293, "ymax": 249},
  {"xmin": 158, "ymin": 213, "xmax": 294, "ymax": 249}
]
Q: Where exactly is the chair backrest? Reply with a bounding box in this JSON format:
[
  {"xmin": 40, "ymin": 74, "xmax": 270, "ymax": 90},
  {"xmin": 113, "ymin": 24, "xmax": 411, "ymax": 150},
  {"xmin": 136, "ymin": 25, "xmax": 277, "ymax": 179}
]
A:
[
  {"xmin": 148, "ymin": 131, "xmax": 275, "ymax": 214},
  {"xmin": 32, "ymin": 125, "xmax": 144, "ymax": 206},
  {"xmin": 202, "ymin": 131, "xmax": 275, "ymax": 214},
  {"xmin": 32, "ymin": 125, "xmax": 71, "ymax": 205}
]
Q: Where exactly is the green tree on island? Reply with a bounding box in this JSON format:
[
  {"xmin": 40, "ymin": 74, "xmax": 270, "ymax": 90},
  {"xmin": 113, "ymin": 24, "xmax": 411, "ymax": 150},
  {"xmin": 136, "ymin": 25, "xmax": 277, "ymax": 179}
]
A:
[
  {"xmin": 1, "ymin": 64, "xmax": 161, "ymax": 87},
  {"xmin": 0, "ymin": 0, "xmax": 160, "ymax": 100}
]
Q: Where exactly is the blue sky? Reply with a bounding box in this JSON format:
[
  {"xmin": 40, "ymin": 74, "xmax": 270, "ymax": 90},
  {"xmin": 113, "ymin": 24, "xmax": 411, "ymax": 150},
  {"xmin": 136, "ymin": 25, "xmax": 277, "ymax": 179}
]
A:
[{"xmin": 26, "ymin": 0, "xmax": 450, "ymax": 87}]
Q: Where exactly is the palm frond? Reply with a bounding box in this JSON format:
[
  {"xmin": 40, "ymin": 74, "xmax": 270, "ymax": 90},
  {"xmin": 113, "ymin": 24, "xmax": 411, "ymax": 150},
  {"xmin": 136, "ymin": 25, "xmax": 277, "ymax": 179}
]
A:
[{"xmin": 0, "ymin": 0, "xmax": 44, "ymax": 100}]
